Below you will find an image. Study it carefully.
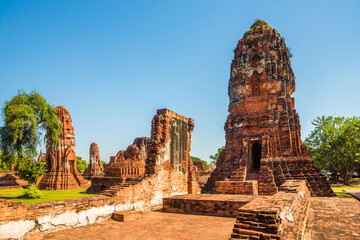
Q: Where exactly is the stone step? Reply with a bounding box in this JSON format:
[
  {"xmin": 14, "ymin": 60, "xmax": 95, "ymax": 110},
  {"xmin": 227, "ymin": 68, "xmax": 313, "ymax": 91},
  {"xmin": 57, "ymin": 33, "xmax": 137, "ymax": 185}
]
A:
[
  {"xmin": 231, "ymin": 229, "xmax": 280, "ymax": 239},
  {"xmin": 234, "ymin": 221, "xmax": 278, "ymax": 234}
]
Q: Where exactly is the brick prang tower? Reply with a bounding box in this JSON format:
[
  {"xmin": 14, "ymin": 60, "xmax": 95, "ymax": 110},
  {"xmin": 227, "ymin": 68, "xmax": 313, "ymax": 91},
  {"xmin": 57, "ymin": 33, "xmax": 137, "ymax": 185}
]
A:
[
  {"xmin": 203, "ymin": 20, "xmax": 334, "ymax": 197},
  {"xmin": 38, "ymin": 106, "xmax": 88, "ymax": 190}
]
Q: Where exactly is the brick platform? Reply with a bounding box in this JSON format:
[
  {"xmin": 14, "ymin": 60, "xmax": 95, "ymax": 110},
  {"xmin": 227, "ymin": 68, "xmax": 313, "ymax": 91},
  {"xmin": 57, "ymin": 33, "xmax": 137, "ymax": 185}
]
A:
[
  {"xmin": 163, "ymin": 194, "xmax": 257, "ymax": 217},
  {"xmin": 26, "ymin": 211, "xmax": 236, "ymax": 240},
  {"xmin": 305, "ymin": 197, "xmax": 360, "ymax": 239}
]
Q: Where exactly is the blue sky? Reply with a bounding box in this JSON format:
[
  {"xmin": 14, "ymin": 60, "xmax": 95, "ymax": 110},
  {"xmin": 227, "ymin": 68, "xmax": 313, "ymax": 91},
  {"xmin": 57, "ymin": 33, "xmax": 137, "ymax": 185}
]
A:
[{"xmin": 1, "ymin": 1, "xmax": 359, "ymax": 163}]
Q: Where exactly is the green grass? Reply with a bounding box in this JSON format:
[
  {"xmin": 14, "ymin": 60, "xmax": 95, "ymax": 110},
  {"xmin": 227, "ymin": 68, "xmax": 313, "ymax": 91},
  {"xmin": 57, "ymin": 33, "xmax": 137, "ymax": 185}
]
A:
[
  {"xmin": 0, "ymin": 188, "xmax": 98, "ymax": 204},
  {"xmin": 331, "ymin": 184, "xmax": 360, "ymax": 192},
  {"xmin": 335, "ymin": 193, "xmax": 355, "ymax": 198}
]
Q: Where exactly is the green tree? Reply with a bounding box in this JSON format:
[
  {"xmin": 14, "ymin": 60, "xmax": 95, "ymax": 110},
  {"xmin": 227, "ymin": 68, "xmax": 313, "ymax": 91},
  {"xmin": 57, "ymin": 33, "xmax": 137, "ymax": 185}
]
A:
[
  {"xmin": 191, "ymin": 156, "xmax": 209, "ymax": 170},
  {"xmin": 76, "ymin": 156, "xmax": 88, "ymax": 173},
  {"xmin": 209, "ymin": 146, "xmax": 225, "ymax": 166},
  {"xmin": 17, "ymin": 158, "xmax": 46, "ymax": 184},
  {"xmin": 305, "ymin": 115, "xmax": 360, "ymax": 185},
  {"xmin": 0, "ymin": 90, "xmax": 61, "ymax": 167},
  {"xmin": 0, "ymin": 152, "xmax": 11, "ymax": 171},
  {"xmin": 101, "ymin": 161, "xmax": 107, "ymax": 166}
]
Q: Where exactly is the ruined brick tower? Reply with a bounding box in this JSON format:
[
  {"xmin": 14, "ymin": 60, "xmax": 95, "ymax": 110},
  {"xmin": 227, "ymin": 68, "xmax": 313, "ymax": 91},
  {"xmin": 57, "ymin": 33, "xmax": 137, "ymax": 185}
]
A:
[
  {"xmin": 38, "ymin": 106, "xmax": 88, "ymax": 190},
  {"xmin": 203, "ymin": 20, "xmax": 334, "ymax": 197},
  {"xmin": 83, "ymin": 142, "xmax": 104, "ymax": 178}
]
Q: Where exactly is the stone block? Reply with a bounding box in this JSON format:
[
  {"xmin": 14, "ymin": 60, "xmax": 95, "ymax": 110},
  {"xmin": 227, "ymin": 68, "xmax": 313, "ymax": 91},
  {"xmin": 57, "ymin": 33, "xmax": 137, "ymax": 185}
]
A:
[{"xmin": 112, "ymin": 210, "xmax": 142, "ymax": 222}]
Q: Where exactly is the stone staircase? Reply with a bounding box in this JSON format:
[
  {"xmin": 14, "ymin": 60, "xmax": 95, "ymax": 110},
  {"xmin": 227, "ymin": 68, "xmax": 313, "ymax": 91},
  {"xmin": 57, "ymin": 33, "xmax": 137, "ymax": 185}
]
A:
[
  {"xmin": 245, "ymin": 169, "xmax": 260, "ymax": 181},
  {"xmin": 231, "ymin": 180, "xmax": 311, "ymax": 240},
  {"xmin": 232, "ymin": 210, "xmax": 280, "ymax": 239},
  {"xmin": 101, "ymin": 176, "xmax": 146, "ymax": 197}
]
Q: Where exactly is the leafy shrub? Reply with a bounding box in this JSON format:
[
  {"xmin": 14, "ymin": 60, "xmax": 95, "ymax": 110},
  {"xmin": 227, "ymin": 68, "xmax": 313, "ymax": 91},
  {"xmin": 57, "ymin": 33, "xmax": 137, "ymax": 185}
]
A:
[
  {"xmin": 17, "ymin": 158, "xmax": 45, "ymax": 183},
  {"xmin": 22, "ymin": 184, "xmax": 42, "ymax": 199}
]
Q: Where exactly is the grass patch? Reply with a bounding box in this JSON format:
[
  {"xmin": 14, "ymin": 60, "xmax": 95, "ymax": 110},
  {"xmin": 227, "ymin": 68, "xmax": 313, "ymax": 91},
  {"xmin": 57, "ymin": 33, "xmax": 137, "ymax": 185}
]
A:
[
  {"xmin": 335, "ymin": 193, "xmax": 355, "ymax": 198},
  {"xmin": 331, "ymin": 184, "xmax": 360, "ymax": 192},
  {"xmin": 0, "ymin": 188, "xmax": 98, "ymax": 204}
]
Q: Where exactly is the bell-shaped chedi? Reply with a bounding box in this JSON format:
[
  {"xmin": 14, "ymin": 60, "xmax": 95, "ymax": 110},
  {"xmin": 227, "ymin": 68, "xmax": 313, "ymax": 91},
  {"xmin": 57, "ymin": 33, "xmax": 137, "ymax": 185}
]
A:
[
  {"xmin": 83, "ymin": 142, "xmax": 104, "ymax": 178},
  {"xmin": 203, "ymin": 20, "xmax": 334, "ymax": 197},
  {"xmin": 38, "ymin": 106, "xmax": 89, "ymax": 190}
]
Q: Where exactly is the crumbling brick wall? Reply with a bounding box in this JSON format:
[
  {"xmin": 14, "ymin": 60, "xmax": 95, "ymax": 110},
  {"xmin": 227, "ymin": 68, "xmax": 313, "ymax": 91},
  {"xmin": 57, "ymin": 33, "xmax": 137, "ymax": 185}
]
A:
[{"xmin": 87, "ymin": 109, "xmax": 200, "ymax": 196}]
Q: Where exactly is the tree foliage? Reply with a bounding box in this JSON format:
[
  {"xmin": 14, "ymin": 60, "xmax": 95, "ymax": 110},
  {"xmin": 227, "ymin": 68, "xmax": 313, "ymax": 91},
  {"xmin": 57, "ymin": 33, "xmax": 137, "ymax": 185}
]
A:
[
  {"xmin": 305, "ymin": 115, "xmax": 360, "ymax": 185},
  {"xmin": 191, "ymin": 156, "xmax": 209, "ymax": 170},
  {"xmin": 0, "ymin": 152, "xmax": 11, "ymax": 171},
  {"xmin": 209, "ymin": 146, "xmax": 225, "ymax": 166},
  {"xmin": 76, "ymin": 156, "xmax": 88, "ymax": 173},
  {"xmin": 17, "ymin": 158, "xmax": 46, "ymax": 184},
  {"xmin": 0, "ymin": 90, "xmax": 61, "ymax": 166}
]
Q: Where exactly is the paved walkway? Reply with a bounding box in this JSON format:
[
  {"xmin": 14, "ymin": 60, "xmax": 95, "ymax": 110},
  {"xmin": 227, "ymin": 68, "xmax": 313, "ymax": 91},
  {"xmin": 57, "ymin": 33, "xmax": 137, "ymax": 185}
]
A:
[
  {"xmin": 305, "ymin": 197, "xmax": 360, "ymax": 240},
  {"xmin": 27, "ymin": 211, "xmax": 236, "ymax": 240}
]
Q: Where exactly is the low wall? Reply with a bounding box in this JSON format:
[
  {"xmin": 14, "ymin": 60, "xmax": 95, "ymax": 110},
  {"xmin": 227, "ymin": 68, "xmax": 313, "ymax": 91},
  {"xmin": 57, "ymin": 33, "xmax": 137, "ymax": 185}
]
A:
[
  {"xmin": 231, "ymin": 180, "xmax": 310, "ymax": 240},
  {"xmin": 0, "ymin": 172, "xmax": 188, "ymax": 239}
]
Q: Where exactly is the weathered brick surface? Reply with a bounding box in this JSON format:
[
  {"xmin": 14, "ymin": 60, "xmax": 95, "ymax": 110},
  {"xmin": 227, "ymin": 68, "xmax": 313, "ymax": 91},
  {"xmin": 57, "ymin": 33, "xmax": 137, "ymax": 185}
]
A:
[
  {"xmin": 0, "ymin": 171, "xmax": 28, "ymax": 189},
  {"xmin": 102, "ymin": 137, "xmax": 149, "ymax": 179},
  {"xmin": 87, "ymin": 109, "xmax": 200, "ymax": 197},
  {"xmin": 163, "ymin": 194, "xmax": 256, "ymax": 217},
  {"xmin": 83, "ymin": 142, "xmax": 104, "ymax": 178},
  {"xmin": 215, "ymin": 181, "xmax": 258, "ymax": 195},
  {"xmin": 193, "ymin": 162, "xmax": 206, "ymax": 172},
  {"xmin": 112, "ymin": 210, "xmax": 142, "ymax": 222},
  {"xmin": 195, "ymin": 171, "xmax": 212, "ymax": 189},
  {"xmin": 305, "ymin": 197, "xmax": 360, "ymax": 239},
  {"xmin": 231, "ymin": 180, "xmax": 310, "ymax": 240},
  {"xmin": 203, "ymin": 20, "xmax": 334, "ymax": 197},
  {"xmin": 38, "ymin": 106, "xmax": 89, "ymax": 190}
]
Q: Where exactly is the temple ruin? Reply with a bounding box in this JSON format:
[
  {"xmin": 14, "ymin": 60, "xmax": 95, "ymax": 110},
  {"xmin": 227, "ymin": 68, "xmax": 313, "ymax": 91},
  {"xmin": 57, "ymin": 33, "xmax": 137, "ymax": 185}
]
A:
[
  {"xmin": 87, "ymin": 108, "xmax": 199, "ymax": 198},
  {"xmin": 203, "ymin": 20, "xmax": 334, "ymax": 197},
  {"xmin": 83, "ymin": 142, "xmax": 104, "ymax": 178},
  {"xmin": 38, "ymin": 106, "xmax": 89, "ymax": 190}
]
